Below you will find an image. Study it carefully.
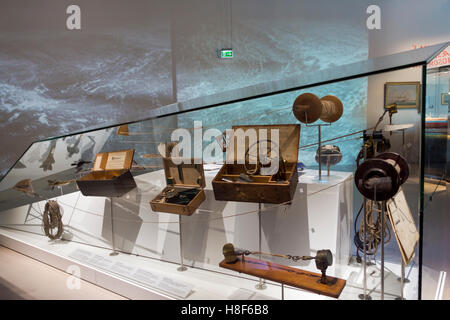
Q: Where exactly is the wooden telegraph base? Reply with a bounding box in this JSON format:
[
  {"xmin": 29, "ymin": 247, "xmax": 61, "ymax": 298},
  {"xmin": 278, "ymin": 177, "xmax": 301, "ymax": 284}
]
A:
[{"xmin": 219, "ymin": 256, "xmax": 346, "ymax": 298}]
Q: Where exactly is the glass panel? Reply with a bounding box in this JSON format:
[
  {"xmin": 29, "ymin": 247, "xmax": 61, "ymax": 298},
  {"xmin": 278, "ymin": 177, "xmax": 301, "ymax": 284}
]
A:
[
  {"xmin": 422, "ymin": 45, "xmax": 450, "ymax": 300},
  {"xmin": 159, "ymin": 42, "xmax": 447, "ymax": 123}
]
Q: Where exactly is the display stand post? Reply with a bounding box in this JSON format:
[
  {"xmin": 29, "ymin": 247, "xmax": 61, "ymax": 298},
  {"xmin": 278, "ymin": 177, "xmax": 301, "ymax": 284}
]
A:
[
  {"xmin": 177, "ymin": 215, "xmax": 187, "ymax": 272},
  {"xmin": 396, "ymin": 259, "xmax": 410, "ymax": 300},
  {"xmin": 318, "ymin": 124, "xmax": 322, "ymax": 180},
  {"xmin": 327, "ymin": 156, "xmax": 331, "ymax": 177},
  {"xmin": 358, "ymin": 198, "xmax": 372, "ymax": 300},
  {"xmin": 396, "ymin": 261, "xmax": 406, "ymax": 300},
  {"xmin": 304, "ymin": 112, "xmax": 331, "ymax": 181},
  {"xmin": 397, "ymin": 262, "xmax": 410, "ymax": 282},
  {"xmin": 57, "ymin": 186, "xmax": 63, "ymax": 197},
  {"xmin": 380, "ymin": 199, "xmax": 385, "ymax": 300},
  {"xmin": 281, "ymin": 284, "xmax": 284, "ymax": 300},
  {"xmin": 255, "ymin": 203, "xmax": 267, "ymax": 290},
  {"xmin": 359, "ymin": 145, "xmax": 372, "ymax": 300},
  {"xmin": 109, "ymin": 197, "xmax": 119, "ymax": 256}
]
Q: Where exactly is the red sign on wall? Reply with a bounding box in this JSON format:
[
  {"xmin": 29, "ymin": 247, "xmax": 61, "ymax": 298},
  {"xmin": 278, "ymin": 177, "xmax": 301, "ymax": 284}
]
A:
[
  {"xmin": 428, "ymin": 48, "xmax": 450, "ymax": 68},
  {"xmin": 413, "ymin": 44, "xmax": 450, "ymax": 68}
]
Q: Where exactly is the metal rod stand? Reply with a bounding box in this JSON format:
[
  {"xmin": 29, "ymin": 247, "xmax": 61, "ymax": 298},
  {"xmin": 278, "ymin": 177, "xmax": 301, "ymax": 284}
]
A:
[
  {"xmin": 327, "ymin": 156, "xmax": 331, "ymax": 177},
  {"xmin": 255, "ymin": 203, "xmax": 266, "ymax": 290},
  {"xmin": 397, "ymin": 262, "xmax": 410, "ymax": 282},
  {"xmin": 358, "ymin": 198, "xmax": 372, "ymax": 300},
  {"xmin": 396, "ymin": 260, "xmax": 407, "ymax": 300},
  {"xmin": 304, "ymin": 113, "xmax": 331, "ymax": 181},
  {"xmin": 381, "ymin": 200, "xmax": 385, "ymax": 300},
  {"xmin": 177, "ymin": 215, "xmax": 187, "ymax": 271},
  {"xmin": 281, "ymin": 284, "xmax": 284, "ymax": 300},
  {"xmin": 318, "ymin": 125, "xmax": 322, "ymax": 180},
  {"xmin": 109, "ymin": 197, "xmax": 119, "ymax": 256},
  {"xmin": 359, "ymin": 146, "xmax": 372, "ymax": 300}
]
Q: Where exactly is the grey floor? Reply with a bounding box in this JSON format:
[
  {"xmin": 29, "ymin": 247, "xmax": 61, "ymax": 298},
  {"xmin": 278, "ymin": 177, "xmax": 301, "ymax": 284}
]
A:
[
  {"xmin": 0, "ymin": 245, "xmax": 127, "ymax": 300},
  {"xmin": 421, "ymin": 180, "xmax": 450, "ymax": 300}
]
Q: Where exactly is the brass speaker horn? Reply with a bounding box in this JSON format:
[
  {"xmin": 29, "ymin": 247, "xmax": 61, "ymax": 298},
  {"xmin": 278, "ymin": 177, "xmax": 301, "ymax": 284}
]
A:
[
  {"xmin": 223, "ymin": 243, "xmax": 239, "ymax": 263},
  {"xmin": 292, "ymin": 93, "xmax": 343, "ymax": 124},
  {"xmin": 223, "ymin": 243, "xmax": 252, "ymax": 263},
  {"xmin": 354, "ymin": 152, "xmax": 409, "ymax": 201}
]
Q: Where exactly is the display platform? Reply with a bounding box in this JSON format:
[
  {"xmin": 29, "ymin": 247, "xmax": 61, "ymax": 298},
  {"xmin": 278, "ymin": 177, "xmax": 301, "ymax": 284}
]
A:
[
  {"xmin": 0, "ymin": 168, "xmax": 418, "ymax": 300},
  {"xmin": 0, "ymin": 225, "xmax": 418, "ymax": 300}
]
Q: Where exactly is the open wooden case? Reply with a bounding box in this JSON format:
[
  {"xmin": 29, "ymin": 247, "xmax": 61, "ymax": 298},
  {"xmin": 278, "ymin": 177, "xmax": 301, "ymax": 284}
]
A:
[
  {"xmin": 150, "ymin": 158, "xmax": 206, "ymax": 216},
  {"xmin": 212, "ymin": 124, "xmax": 300, "ymax": 204},
  {"xmin": 76, "ymin": 149, "xmax": 137, "ymax": 197}
]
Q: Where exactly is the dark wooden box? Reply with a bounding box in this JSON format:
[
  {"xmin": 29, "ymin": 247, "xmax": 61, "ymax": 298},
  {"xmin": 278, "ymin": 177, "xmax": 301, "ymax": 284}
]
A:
[
  {"xmin": 76, "ymin": 149, "xmax": 137, "ymax": 197},
  {"xmin": 212, "ymin": 124, "xmax": 300, "ymax": 204},
  {"xmin": 150, "ymin": 158, "xmax": 206, "ymax": 216}
]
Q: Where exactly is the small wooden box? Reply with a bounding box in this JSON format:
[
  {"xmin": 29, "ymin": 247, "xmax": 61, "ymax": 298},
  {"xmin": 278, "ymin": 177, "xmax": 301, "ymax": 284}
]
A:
[
  {"xmin": 212, "ymin": 124, "xmax": 300, "ymax": 204},
  {"xmin": 150, "ymin": 158, "xmax": 206, "ymax": 216},
  {"xmin": 76, "ymin": 149, "xmax": 137, "ymax": 197}
]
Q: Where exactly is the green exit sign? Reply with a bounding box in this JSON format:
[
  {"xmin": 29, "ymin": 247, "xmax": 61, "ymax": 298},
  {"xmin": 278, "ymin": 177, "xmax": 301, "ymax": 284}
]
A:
[{"xmin": 220, "ymin": 49, "xmax": 233, "ymax": 58}]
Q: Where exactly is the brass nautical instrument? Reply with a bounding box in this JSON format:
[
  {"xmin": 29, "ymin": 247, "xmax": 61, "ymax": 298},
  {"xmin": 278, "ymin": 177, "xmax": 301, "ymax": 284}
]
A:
[
  {"xmin": 315, "ymin": 145, "xmax": 342, "ymax": 165},
  {"xmin": 222, "ymin": 243, "xmax": 333, "ymax": 284},
  {"xmin": 292, "ymin": 93, "xmax": 343, "ymax": 124},
  {"xmin": 243, "ymin": 139, "xmax": 287, "ymax": 181}
]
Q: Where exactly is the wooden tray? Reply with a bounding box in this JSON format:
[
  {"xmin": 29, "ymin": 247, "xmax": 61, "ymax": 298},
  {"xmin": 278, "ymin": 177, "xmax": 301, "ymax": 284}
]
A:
[
  {"xmin": 150, "ymin": 186, "xmax": 205, "ymax": 216},
  {"xmin": 219, "ymin": 256, "xmax": 346, "ymax": 298},
  {"xmin": 150, "ymin": 158, "xmax": 206, "ymax": 215}
]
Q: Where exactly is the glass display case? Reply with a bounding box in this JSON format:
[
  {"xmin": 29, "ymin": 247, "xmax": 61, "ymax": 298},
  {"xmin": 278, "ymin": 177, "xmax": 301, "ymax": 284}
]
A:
[
  {"xmin": 0, "ymin": 42, "xmax": 448, "ymax": 300},
  {"xmin": 422, "ymin": 45, "xmax": 450, "ymax": 300}
]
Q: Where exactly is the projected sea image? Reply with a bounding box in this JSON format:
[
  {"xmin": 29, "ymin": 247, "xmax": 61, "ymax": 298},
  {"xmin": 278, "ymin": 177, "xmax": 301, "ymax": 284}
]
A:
[{"xmin": 0, "ymin": 19, "xmax": 368, "ymax": 176}]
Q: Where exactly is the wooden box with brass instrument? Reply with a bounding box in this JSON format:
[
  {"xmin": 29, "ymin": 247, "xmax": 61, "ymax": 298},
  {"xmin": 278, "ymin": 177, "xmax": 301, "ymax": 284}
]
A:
[
  {"xmin": 212, "ymin": 124, "xmax": 300, "ymax": 204},
  {"xmin": 150, "ymin": 157, "xmax": 206, "ymax": 216},
  {"xmin": 76, "ymin": 149, "xmax": 137, "ymax": 197}
]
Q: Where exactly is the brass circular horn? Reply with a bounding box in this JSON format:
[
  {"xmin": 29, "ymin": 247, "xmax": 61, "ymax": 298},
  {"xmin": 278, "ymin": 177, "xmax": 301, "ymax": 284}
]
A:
[
  {"xmin": 292, "ymin": 93, "xmax": 322, "ymax": 124},
  {"xmin": 320, "ymin": 95, "xmax": 343, "ymax": 123},
  {"xmin": 292, "ymin": 93, "xmax": 343, "ymax": 124}
]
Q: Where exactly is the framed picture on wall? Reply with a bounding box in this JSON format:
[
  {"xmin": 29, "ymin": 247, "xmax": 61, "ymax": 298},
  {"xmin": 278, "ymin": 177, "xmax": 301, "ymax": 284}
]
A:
[
  {"xmin": 384, "ymin": 82, "xmax": 420, "ymax": 109},
  {"xmin": 441, "ymin": 93, "xmax": 450, "ymax": 105}
]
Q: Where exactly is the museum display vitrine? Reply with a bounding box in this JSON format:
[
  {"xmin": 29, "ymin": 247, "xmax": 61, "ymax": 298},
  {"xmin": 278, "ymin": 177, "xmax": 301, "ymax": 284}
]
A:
[
  {"xmin": 422, "ymin": 46, "xmax": 450, "ymax": 300},
  {"xmin": 0, "ymin": 42, "xmax": 448, "ymax": 300}
]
